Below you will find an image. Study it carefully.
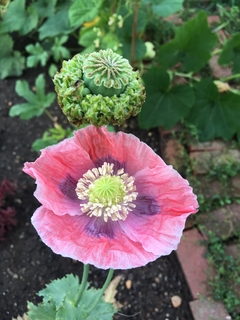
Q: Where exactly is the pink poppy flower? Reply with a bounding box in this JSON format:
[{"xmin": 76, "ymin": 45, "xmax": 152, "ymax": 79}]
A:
[{"xmin": 23, "ymin": 125, "xmax": 198, "ymax": 270}]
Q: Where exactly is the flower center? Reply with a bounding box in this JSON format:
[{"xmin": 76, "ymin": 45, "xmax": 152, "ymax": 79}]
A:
[{"xmin": 76, "ymin": 162, "xmax": 137, "ymax": 222}]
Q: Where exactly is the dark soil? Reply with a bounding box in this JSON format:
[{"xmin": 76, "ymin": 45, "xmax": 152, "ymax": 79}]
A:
[{"xmin": 0, "ymin": 69, "xmax": 194, "ymax": 320}]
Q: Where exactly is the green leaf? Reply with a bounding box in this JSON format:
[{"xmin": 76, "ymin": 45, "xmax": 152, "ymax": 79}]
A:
[
  {"xmin": 9, "ymin": 74, "xmax": 55, "ymax": 119},
  {"xmin": 51, "ymin": 36, "xmax": 71, "ymax": 62},
  {"xmin": 48, "ymin": 63, "xmax": 58, "ymax": 77},
  {"xmin": 32, "ymin": 137, "xmax": 58, "ymax": 152},
  {"xmin": 32, "ymin": 0, "xmax": 57, "ymax": 18},
  {"xmin": 0, "ymin": 50, "xmax": 25, "ymax": 79},
  {"xmin": 0, "ymin": 34, "xmax": 13, "ymax": 58},
  {"xmin": 119, "ymin": 8, "xmax": 147, "ymax": 34},
  {"xmin": 19, "ymin": 5, "xmax": 39, "ymax": 35},
  {"xmin": 32, "ymin": 126, "xmax": 73, "ymax": 151},
  {"xmin": 69, "ymin": 0, "xmax": 104, "ymax": 28},
  {"xmin": 27, "ymin": 301, "xmax": 56, "ymax": 320},
  {"xmin": 26, "ymin": 43, "xmax": 49, "ymax": 67},
  {"xmin": 218, "ymin": 33, "xmax": 240, "ymax": 73},
  {"xmin": 187, "ymin": 79, "xmax": 240, "ymax": 141},
  {"xmin": 138, "ymin": 67, "xmax": 195, "ymax": 129},
  {"xmin": 101, "ymin": 33, "xmax": 121, "ymax": 51},
  {"xmin": 39, "ymin": 9, "xmax": 72, "ymax": 40},
  {"xmin": 0, "ymin": 34, "xmax": 25, "ymax": 79},
  {"xmin": 27, "ymin": 274, "xmax": 116, "ymax": 320},
  {"xmin": 0, "ymin": 0, "xmax": 25, "ymax": 33},
  {"xmin": 0, "ymin": 0, "xmax": 38, "ymax": 35},
  {"xmin": 121, "ymin": 38, "xmax": 146, "ymax": 61},
  {"xmin": 157, "ymin": 11, "xmax": 218, "ymax": 72},
  {"xmin": 15, "ymin": 80, "xmax": 39, "ymax": 103},
  {"xmin": 79, "ymin": 28, "xmax": 98, "ymax": 47},
  {"xmin": 39, "ymin": 274, "xmax": 79, "ymax": 308},
  {"xmin": 237, "ymin": 128, "xmax": 240, "ymax": 143},
  {"xmin": 142, "ymin": 0, "xmax": 183, "ymax": 17},
  {"xmin": 9, "ymin": 103, "xmax": 44, "ymax": 120}
]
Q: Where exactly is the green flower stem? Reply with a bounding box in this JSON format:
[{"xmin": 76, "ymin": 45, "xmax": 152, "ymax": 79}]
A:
[
  {"xmin": 75, "ymin": 264, "xmax": 89, "ymax": 307},
  {"xmin": 88, "ymin": 268, "xmax": 114, "ymax": 313}
]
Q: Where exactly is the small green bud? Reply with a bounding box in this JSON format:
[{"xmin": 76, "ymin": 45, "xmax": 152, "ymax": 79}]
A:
[{"xmin": 53, "ymin": 49, "xmax": 145, "ymax": 127}]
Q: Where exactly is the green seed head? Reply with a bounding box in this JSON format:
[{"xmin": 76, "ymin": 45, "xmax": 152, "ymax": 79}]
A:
[{"xmin": 53, "ymin": 49, "xmax": 145, "ymax": 127}]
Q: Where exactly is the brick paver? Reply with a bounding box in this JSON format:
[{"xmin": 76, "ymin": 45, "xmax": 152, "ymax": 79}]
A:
[
  {"xmin": 190, "ymin": 298, "xmax": 231, "ymax": 320},
  {"xmin": 176, "ymin": 228, "xmax": 211, "ymax": 299}
]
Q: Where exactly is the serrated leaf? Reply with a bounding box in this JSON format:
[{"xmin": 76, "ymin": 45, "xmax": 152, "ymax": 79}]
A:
[
  {"xmin": 0, "ymin": 0, "xmax": 38, "ymax": 35},
  {"xmin": 138, "ymin": 68, "xmax": 195, "ymax": 129},
  {"xmin": 157, "ymin": 10, "xmax": 218, "ymax": 72},
  {"xmin": 69, "ymin": 0, "xmax": 104, "ymax": 28},
  {"xmin": 187, "ymin": 79, "xmax": 240, "ymax": 141},
  {"xmin": 142, "ymin": 0, "xmax": 183, "ymax": 17},
  {"xmin": 26, "ymin": 43, "xmax": 49, "ymax": 67},
  {"xmin": 27, "ymin": 274, "xmax": 116, "ymax": 320},
  {"xmin": 39, "ymin": 9, "xmax": 72, "ymax": 40},
  {"xmin": 0, "ymin": 51, "xmax": 25, "ymax": 79},
  {"xmin": 80, "ymin": 287, "xmax": 116, "ymax": 319},
  {"xmin": 27, "ymin": 301, "xmax": 56, "ymax": 320},
  {"xmin": 32, "ymin": 0, "xmax": 57, "ymax": 18},
  {"xmin": 39, "ymin": 274, "xmax": 79, "ymax": 308},
  {"xmin": 218, "ymin": 33, "xmax": 240, "ymax": 73}
]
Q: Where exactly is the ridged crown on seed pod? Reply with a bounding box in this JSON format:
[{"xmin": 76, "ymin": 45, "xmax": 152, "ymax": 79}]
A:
[{"xmin": 53, "ymin": 49, "xmax": 146, "ymax": 127}]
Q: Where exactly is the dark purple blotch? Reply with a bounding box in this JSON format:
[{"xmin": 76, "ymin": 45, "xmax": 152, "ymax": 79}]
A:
[
  {"xmin": 84, "ymin": 216, "xmax": 115, "ymax": 239},
  {"xmin": 133, "ymin": 195, "xmax": 160, "ymax": 216},
  {"xmin": 95, "ymin": 155, "xmax": 126, "ymax": 174},
  {"xmin": 59, "ymin": 174, "xmax": 78, "ymax": 200}
]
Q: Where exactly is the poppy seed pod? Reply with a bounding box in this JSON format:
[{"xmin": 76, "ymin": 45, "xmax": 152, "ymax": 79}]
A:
[{"xmin": 53, "ymin": 49, "xmax": 146, "ymax": 127}]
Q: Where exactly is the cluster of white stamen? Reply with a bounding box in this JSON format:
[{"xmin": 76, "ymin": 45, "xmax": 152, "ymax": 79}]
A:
[{"xmin": 76, "ymin": 162, "xmax": 138, "ymax": 222}]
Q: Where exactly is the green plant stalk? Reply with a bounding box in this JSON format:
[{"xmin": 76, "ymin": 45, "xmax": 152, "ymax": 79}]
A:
[
  {"xmin": 75, "ymin": 264, "xmax": 90, "ymax": 307},
  {"xmin": 44, "ymin": 109, "xmax": 57, "ymax": 124},
  {"xmin": 221, "ymin": 73, "xmax": 240, "ymax": 82},
  {"xmin": 212, "ymin": 21, "xmax": 230, "ymax": 34},
  {"xmin": 88, "ymin": 268, "xmax": 114, "ymax": 313},
  {"xmin": 211, "ymin": 48, "xmax": 222, "ymax": 57},
  {"xmin": 130, "ymin": 0, "xmax": 139, "ymax": 67},
  {"xmin": 171, "ymin": 71, "xmax": 200, "ymax": 82}
]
